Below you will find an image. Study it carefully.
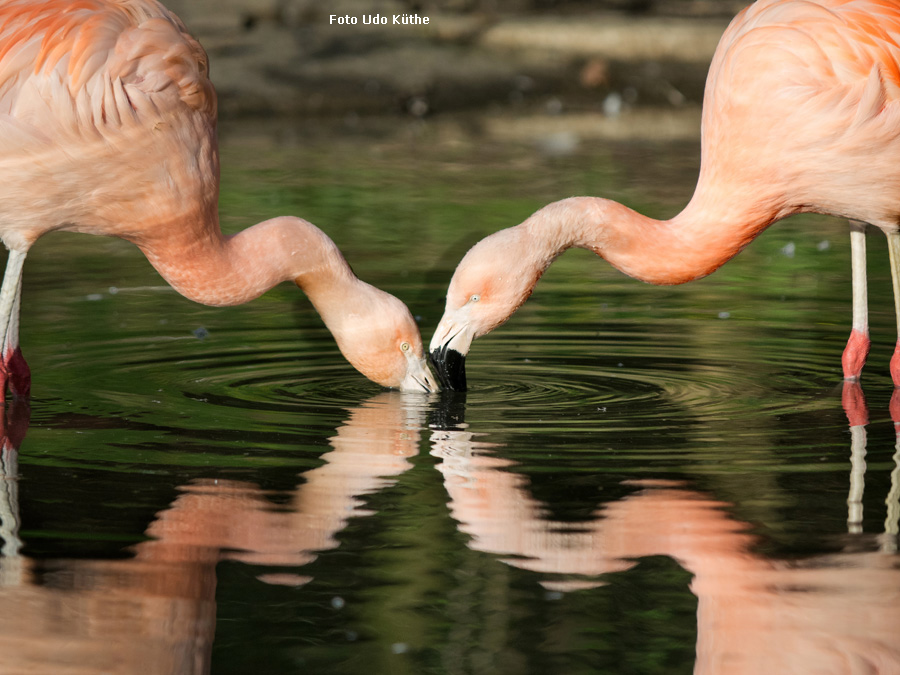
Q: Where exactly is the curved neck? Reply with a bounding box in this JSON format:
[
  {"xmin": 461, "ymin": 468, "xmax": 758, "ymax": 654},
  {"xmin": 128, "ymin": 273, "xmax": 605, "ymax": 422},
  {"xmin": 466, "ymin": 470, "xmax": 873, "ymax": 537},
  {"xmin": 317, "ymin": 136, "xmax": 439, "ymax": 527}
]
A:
[
  {"xmin": 524, "ymin": 195, "xmax": 783, "ymax": 285},
  {"xmin": 134, "ymin": 214, "xmax": 358, "ymax": 307}
]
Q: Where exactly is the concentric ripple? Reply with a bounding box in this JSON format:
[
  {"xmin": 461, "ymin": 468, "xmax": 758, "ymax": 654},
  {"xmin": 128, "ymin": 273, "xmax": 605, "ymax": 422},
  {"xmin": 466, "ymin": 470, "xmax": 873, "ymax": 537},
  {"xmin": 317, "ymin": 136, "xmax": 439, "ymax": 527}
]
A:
[
  {"xmin": 33, "ymin": 318, "xmax": 859, "ymax": 434},
  {"xmin": 451, "ymin": 329, "xmax": 850, "ymax": 427}
]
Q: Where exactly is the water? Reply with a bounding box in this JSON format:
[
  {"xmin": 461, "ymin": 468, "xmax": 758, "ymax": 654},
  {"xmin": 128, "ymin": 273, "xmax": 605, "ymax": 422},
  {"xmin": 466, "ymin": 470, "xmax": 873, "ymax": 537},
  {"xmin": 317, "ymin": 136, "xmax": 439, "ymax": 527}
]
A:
[{"xmin": 1, "ymin": 114, "xmax": 898, "ymax": 673}]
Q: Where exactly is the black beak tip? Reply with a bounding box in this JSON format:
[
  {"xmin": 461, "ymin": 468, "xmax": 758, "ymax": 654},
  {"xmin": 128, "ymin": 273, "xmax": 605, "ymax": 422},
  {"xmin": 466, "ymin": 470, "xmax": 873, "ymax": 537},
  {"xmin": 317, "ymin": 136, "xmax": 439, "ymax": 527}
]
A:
[{"xmin": 430, "ymin": 346, "xmax": 468, "ymax": 392}]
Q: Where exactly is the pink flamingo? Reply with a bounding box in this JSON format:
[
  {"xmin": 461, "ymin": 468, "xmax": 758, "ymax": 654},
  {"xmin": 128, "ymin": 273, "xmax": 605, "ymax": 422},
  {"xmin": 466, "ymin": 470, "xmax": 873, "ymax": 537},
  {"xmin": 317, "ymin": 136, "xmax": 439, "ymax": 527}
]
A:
[
  {"xmin": 0, "ymin": 0, "xmax": 438, "ymax": 400},
  {"xmin": 430, "ymin": 0, "xmax": 900, "ymax": 390}
]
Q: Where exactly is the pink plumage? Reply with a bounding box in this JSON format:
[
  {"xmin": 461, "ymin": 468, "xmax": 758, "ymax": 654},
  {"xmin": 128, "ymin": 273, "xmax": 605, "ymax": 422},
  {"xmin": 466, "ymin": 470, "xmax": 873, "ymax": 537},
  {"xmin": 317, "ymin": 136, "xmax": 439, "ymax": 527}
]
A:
[
  {"xmin": 0, "ymin": 0, "xmax": 438, "ymax": 397},
  {"xmin": 431, "ymin": 0, "xmax": 900, "ymax": 391}
]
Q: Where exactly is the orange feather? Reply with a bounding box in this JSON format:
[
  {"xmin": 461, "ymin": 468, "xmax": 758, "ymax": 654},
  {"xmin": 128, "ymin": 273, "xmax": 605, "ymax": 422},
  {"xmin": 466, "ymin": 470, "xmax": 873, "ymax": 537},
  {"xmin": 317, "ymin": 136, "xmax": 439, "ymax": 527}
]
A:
[
  {"xmin": 0, "ymin": 0, "xmax": 437, "ymax": 397},
  {"xmin": 431, "ymin": 0, "xmax": 900, "ymax": 391}
]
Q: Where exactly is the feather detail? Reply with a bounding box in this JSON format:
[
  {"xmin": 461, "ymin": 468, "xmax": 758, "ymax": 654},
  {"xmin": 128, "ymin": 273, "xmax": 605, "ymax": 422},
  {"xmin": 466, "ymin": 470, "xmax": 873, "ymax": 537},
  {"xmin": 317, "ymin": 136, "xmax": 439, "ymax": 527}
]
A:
[{"xmin": 0, "ymin": 0, "xmax": 213, "ymax": 148}]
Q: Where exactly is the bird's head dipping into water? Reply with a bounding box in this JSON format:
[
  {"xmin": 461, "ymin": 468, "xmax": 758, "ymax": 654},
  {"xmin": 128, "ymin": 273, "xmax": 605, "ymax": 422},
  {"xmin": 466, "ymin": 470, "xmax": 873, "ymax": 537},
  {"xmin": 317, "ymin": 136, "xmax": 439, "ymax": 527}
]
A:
[
  {"xmin": 430, "ymin": 225, "xmax": 552, "ymax": 391},
  {"xmin": 316, "ymin": 282, "xmax": 439, "ymax": 393}
]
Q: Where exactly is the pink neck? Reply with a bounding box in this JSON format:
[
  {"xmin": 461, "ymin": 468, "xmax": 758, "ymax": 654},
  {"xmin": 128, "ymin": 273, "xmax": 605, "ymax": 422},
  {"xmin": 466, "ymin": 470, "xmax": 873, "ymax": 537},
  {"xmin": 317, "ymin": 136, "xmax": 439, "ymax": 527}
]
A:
[
  {"xmin": 134, "ymin": 214, "xmax": 356, "ymax": 307},
  {"xmin": 524, "ymin": 195, "xmax": 782, "ymax": 285}
]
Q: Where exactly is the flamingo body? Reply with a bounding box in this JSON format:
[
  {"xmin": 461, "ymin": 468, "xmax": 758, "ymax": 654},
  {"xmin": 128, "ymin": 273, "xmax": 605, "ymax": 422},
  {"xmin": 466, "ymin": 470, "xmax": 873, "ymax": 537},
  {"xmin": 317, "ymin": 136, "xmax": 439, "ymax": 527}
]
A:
[
  {"xmin": 0, "ymin": 0, "xmax": 437, "ymax": 396},
  {"xmin": 430, "ymin": 0, "xmax": 900, "ymax": 391}
]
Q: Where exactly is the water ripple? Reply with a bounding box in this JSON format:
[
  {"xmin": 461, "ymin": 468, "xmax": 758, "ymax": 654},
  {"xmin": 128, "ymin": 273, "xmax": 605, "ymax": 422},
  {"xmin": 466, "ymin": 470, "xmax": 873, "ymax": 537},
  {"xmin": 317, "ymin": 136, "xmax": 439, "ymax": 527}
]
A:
[{"xmin": 36, "ymin": 317, "xmax": 853, "ymax": 440}]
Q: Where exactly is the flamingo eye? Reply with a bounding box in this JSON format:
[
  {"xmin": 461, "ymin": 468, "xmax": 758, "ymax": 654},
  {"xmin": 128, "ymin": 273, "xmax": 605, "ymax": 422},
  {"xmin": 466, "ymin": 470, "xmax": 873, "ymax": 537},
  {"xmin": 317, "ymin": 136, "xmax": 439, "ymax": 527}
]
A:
[
  {"xmin": 400, "ymin": 341, "xmax": 411, "ymax": 352},
  {"xmin": 470, "ymin": 294, "xmax": 480, "ymax": 303}
]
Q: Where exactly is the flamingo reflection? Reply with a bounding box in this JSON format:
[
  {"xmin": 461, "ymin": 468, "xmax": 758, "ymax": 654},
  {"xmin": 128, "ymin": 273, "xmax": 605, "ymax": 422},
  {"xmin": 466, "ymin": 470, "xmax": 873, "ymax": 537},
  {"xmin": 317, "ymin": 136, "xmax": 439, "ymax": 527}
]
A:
[
  {"xmin": 0, "ymin": 391, "xmax": 427, "ymax": 674},
  {"xmin": 843, "ymin": 381, "xmax": 900, "ymax": 549},
  {"xmin": 432, "ymin": 389, "xmax": 900, "ymax": 673},
  {"xmin": 139, "ymin": 391, "xmax": 426, "ymax": 581},
  {"xmin": 0, "ymin": 387, "xmax": 896, "ymax": 673}
]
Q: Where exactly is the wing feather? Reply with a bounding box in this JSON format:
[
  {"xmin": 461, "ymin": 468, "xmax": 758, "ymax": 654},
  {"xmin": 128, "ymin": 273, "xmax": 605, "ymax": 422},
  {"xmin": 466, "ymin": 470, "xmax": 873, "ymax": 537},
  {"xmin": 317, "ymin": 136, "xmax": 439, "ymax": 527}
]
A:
[
  {"xmin": 712, "ymin": 0, "xmax": 900, "ymax": 103},
  {"xmin": 0, "ymin": 0, "xmax": 215, "ymax": 149},
  {"xmin": 697, "ymin": 0, "xmax": 900, "ymax": 227}
]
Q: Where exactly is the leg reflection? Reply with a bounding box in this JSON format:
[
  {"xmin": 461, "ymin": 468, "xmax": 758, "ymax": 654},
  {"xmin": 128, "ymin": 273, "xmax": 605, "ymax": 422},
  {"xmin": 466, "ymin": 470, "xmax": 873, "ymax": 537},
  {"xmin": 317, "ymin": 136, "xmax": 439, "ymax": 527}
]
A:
[
  {"xmin": 842, "ymin": 381, "xmax": 867, "ymax": 534},
  {"xmin": 843, "ymin": 381, "xmax": 900, "ymax": 546},
  {"xmin": 885, "ymin": 389, "xmax": 900, "ymax": 552},
  {"xmin": 0, "ymin": 399, "xmax": 28, "ymax": 586},
  {"xmin": 430, "ymin": 390, "xmax": 900, "ymax": 673}
]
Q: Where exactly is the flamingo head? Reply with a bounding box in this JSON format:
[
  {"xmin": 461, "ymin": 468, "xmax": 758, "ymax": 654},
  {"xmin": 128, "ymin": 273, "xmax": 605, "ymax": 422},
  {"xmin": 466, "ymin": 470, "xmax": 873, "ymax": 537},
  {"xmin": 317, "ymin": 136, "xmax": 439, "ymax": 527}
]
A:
[
  {"xmin": 328, "ymin": 286, "xmax": 439, "ymax": 393},
  {"xmin": 430, "ymin": 227, "xmax": 545, "ymax": 391}
]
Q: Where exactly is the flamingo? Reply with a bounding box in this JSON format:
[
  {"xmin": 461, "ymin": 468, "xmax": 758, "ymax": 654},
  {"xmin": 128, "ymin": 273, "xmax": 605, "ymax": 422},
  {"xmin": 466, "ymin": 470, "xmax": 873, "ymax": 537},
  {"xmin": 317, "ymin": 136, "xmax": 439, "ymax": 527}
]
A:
[
  {"xmin": 0, "ymin": 0, "xmax": 438, "ymax": 400},
  {"xmin": 430, "ymin": 0, "xmax": 900, "ymax": 391}
]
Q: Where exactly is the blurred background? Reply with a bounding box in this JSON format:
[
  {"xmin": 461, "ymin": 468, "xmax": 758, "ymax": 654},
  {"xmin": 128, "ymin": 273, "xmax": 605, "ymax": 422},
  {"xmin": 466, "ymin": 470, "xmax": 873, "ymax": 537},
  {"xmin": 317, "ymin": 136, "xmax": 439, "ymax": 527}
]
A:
[{"xmin": 163, "ymin": 0, "xmax": 744, "ymax": 120}]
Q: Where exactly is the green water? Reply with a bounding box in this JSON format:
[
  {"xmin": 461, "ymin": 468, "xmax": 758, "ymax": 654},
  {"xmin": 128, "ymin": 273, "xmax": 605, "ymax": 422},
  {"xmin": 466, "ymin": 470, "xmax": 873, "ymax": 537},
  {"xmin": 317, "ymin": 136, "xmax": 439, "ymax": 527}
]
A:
[{"xmin": 1, "ymin": 115, "xmax": 898, "ymax": 674}]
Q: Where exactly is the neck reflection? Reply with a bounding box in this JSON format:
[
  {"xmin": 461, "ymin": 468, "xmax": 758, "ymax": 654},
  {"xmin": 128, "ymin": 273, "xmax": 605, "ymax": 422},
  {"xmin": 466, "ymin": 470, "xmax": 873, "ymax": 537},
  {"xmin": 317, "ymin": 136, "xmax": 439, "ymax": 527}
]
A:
[
  {"xmin": 0, "ymin": 385, "xmax": 897, "ymax": 674},
  {"xmin": 431, "ymin": 385, "xmax": 900, "ymax": 673},
  {"xmin": 0, "ymin": 391, "xmax": 431, "ymax": 674}
]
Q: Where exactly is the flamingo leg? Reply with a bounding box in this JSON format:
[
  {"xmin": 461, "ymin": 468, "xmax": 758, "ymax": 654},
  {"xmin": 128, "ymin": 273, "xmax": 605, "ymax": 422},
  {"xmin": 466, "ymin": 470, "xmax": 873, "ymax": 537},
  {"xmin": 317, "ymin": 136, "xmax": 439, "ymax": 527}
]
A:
[
  {"xmin": 0, "ymin": 251, "xmax": 29, "ymax": 403},
  {"xmin": 886, "ymin": 230, "xmax": 900, "ymax": 387},
  {"xmin": 843, "ymin": 221, "xmax": 870, "ymax": 381}
]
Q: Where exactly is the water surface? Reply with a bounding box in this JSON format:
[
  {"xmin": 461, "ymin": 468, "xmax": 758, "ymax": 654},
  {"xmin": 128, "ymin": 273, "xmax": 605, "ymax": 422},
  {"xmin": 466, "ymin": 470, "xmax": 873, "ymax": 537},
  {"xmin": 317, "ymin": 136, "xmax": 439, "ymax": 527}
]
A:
[{"xmin": 2, "ymin": 113, "xmax": 898, "ymax": 674}]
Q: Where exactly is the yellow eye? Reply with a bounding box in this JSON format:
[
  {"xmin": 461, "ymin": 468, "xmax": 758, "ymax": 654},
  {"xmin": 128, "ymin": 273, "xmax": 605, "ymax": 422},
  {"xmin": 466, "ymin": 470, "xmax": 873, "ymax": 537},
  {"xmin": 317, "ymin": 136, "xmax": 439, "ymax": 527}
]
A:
[{"xmin": 400, "ymin": 341, "xmax": 411, "ymax": 352}]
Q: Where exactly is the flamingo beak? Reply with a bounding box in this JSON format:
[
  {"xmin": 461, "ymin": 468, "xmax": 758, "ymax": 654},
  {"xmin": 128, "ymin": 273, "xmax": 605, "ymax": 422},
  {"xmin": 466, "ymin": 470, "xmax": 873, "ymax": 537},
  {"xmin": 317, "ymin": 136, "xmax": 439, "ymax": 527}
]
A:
[
  {"xmin": 429, "ymin": 318, "xmax": 473, "ymax": 392},
  {"xmin": 430, "ymin": 343, "xmax": 467, "ymax": 391},
  {"xmin": 400, "ymin": 353, "xmax": 440, "ymax": 393}
]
